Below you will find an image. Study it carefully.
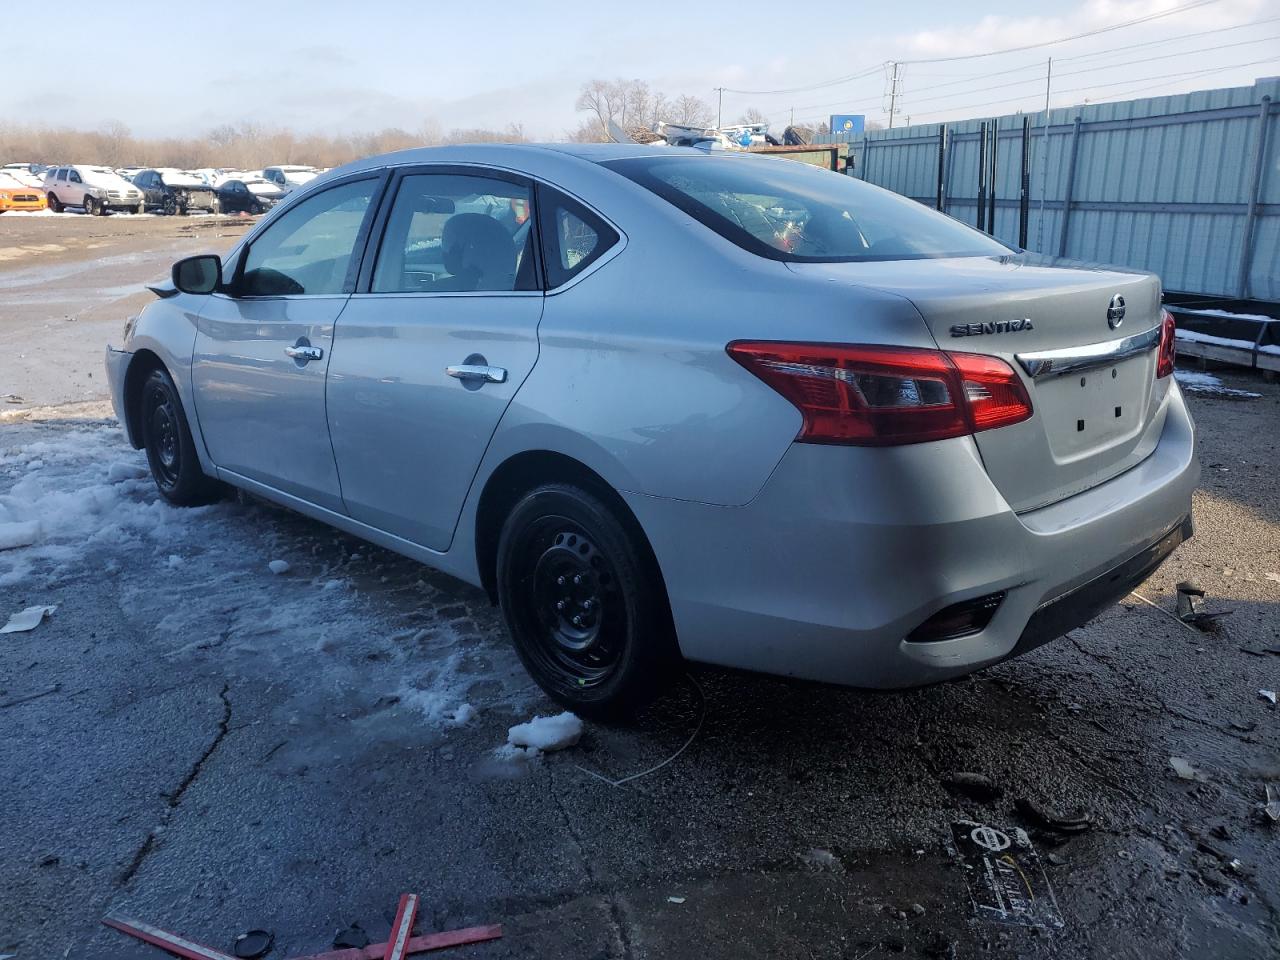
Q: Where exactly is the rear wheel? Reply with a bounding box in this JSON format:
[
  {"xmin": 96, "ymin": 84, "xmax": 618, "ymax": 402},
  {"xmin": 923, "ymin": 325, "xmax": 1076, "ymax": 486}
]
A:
[
  {"xmin": 47, "ymin": 192, "xmax": 62, "ymax": 212},
  {"xmin": 138, "ymin": 367, "xmax": 224, "ymax": 506},
  {"xmin": 497, "ymin": 483, "xmax": 676, "ymax": 719}
]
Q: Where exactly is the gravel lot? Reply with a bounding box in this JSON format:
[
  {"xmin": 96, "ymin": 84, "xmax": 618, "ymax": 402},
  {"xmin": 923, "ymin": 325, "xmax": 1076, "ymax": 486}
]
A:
[{"xmin": 1, "ymin": 221, "xmax": 1277, "ymax": 960}]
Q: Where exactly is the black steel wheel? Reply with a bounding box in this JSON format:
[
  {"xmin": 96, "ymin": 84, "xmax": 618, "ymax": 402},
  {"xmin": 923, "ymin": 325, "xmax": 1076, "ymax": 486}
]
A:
[
  {"xmin": 138, "ymin": 367, "xmax": 224, "ymax": 506},
  {"xmin": 497, "ymin": 482, "xmax": 677, "ymax": 719}
]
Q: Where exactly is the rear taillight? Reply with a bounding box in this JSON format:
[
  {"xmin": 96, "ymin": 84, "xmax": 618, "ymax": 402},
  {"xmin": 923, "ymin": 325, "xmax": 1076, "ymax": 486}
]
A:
[
  {"xmin": 1156, "ymin": 308, "xmax": 1176, "ymax": 378},
  {"xmin": 727, "ymin": 342, "xmax": 1033, "ymax": 446}
]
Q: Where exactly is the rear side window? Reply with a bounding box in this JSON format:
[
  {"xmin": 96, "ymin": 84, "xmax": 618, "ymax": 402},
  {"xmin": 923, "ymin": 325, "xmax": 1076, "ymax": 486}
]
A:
[
  {"xmin": 239, "ymin": 179, "xmax": 377, "ymax": 297},
  {"xmin": 372, "ymin": 172, "xmax": 537, "ymax": 294},
  {"xmin": 605, "ymin": 154, "xmax": 1011, "ymax": 263},
  {"xmin": 537, "ymin": 186, "xmax": 618, "ymax": 288}
]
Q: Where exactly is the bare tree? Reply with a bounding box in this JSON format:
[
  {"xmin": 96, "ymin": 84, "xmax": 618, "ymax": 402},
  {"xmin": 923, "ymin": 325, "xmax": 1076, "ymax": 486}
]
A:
[
  {"xmin": 671, "ymin": 94, "xmax": 714, "ymax": 127},
  {"xmin": 738, "ymin": 107, "xmax": 769, "ymax": 126}
]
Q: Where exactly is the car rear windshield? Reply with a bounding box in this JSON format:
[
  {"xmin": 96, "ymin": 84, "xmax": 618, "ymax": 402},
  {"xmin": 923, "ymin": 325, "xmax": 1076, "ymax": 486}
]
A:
[{"xmin": 604, "ymin": 154, "xmax": 1012, "ymax": 263}]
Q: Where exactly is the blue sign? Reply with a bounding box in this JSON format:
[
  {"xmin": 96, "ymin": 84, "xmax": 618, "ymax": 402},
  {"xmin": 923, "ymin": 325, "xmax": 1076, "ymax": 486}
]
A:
[{"xmin": 830, "ymin": 114, "xmax": 865, "ymax": 136}]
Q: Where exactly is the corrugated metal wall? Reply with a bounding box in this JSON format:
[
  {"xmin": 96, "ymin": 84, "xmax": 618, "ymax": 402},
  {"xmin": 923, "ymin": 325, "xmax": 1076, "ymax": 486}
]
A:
[{"xmin": 815, "ymin": 79, "xmax": 1280, "ymax": 302}]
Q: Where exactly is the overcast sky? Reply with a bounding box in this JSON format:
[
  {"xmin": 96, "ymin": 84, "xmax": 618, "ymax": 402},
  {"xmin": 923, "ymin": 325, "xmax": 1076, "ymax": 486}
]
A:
[{"xmin": 3, "ymin": 0, "xmax": 1277, "ymax": 137}]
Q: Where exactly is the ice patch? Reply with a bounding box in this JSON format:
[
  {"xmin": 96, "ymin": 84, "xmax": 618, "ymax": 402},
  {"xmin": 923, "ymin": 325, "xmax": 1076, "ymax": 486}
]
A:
[
  {"xmin": 1174, "ymin": 368, "xmax": 1262, "ymax": 399},
  {"xmin": 268, "ymin": 559, "xmax": 291, "ymax": 575},
  {"xmin": 107, "ymin": 461, "xmax": 148, "ymax": 482},
  {"xmin": 0, "ymin": 520, "xmax": 40, "ymax": 551},
  {"xmin": 507, "ymin": 712, "xmax": 583, "ymax": 753},
  {"xmin": 448, "ymin": 703, "xmax": 477, "ymax": 726}
]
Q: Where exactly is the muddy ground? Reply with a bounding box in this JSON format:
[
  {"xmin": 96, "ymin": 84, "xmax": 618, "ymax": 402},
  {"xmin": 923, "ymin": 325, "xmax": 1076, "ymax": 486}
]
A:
[{"xmin": 0, "ymin": 220, "xmax": 1277, "ymax": 960}]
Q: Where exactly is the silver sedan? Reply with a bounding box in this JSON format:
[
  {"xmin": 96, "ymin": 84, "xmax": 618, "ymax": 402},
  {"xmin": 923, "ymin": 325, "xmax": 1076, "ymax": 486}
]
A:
[{"xmin": 105, "ymin": 144, "xmax": 1198, "ymax": 718}]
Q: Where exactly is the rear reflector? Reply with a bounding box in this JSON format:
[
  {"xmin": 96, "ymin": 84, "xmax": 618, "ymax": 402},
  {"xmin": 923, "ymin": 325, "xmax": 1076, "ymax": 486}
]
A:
[
  {"xmin": 727, "ymin": 342, "xmax": 1033, "ymax": 446},
  {"xmin": 1156, "ymin": 308, "xmax": 1176, "ymax": 378},
  {"xmin": 907, "ymin": 592, "xmax": 1005, "ymax": 643}
]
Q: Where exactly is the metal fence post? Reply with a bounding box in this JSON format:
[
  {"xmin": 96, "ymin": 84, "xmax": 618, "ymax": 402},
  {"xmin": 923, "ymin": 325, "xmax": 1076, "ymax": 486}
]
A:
[
  {"xmin": 1019, "ymin": 115, "xmax": 1031, "ymax": 248},
  {"xmin": 944, "ymin": 127, "xmax": 958, "ymax": 216},
  {"xmin": 936, "ymin": 124, "xmax": 947, "ymax": 211},
  {"xmin": 977, "ymin": 122, "xmax": 988, "ymax": 231},
  {"xmin": 1237, "ymin": 95, "xmax": 1273, "ymax": 298},
  {"xmin": 860, "ymin": 136, "xmax": 872, "ymax": 181},
  {"xmin": 987, "ymin": 119, "xmax": 999, "ymax": 236},
  {"xmin": 1056, "ymin": 117, "xmax": 1083, "ymax": 258}
]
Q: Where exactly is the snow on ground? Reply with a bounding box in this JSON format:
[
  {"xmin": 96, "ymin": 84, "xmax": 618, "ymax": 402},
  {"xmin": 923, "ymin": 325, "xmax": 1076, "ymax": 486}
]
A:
[
  {"xmin": 0, "ymin": 414, "xmax": 536, "ymax": 739},
  {"xmin": 1176, "ymin": 328, "xmax": 1280, "ymax": 356},
  {"xmin": 1173, "ymin": 368, "xmax": 1262, "ymax": 399},
  {"xmin": 508, "ymin": 712, "xmax": 583, "ymax": 752}
]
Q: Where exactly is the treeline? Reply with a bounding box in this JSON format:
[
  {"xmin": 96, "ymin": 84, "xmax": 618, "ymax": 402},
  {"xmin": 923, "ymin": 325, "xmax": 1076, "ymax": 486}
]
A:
[{"xmin": 0, "ymin": 120, "xmax": 530, "ymax": 169}]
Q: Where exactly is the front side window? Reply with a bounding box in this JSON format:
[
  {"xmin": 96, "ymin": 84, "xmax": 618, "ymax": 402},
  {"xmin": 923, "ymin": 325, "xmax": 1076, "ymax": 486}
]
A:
[
  {"xmin": 604, "ymin": 154, "xmax": 1012, "ymax": 263},
  {"xmin": 69, "ymin": 170, "xmax": 82, "ymax": 184},
  {"xmin": 537, "ymin": 186, "xmax": 618, "ymax": 288},
  {"xmin": 239, "ymin": 178, "xmax": 377, "ymax": 297},
  {"xmin": 371, "ymin": 173, "xmax": 537, "ymax": 294}
]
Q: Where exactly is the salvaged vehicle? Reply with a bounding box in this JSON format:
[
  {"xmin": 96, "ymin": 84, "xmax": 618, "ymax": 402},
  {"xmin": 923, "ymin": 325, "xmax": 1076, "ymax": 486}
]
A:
[
  {"xmin": 2, "ymin": 163, "xmax": 47, "ymax": 188},
  {"xmin": 105, "ymin": 144, "xmax": 1197, "ymax": 717},
  {"xmin": 0, "ymin": 172, "xmax": 47, "ymax": 212},
  {"xmin": 43, "ymin": 165, "xmax": 145, "ymax": 214},
  {"xmin": 262, "ymin": 165, "xmax": 319, "ymax": 191},
  {"xmin": 211, "ymin": 177, "xmax": 286, "ymax": 214},
  {"xmin": 132, "ymin": 169, "xmax": 217, "ymax": 215}
]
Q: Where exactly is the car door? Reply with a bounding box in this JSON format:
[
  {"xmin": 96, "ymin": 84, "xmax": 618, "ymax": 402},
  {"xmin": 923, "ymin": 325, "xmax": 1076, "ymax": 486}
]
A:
[
  {"xmin": 325, "ymin": 167, "xmax": 543, "ymax": 551},
  {"xmin": 66, "ymin": 168, "xmax": 85, "ymax": 205},
  {"xmin": 191, "ymin": 173, "xmax": 384, "ymax": 512}
]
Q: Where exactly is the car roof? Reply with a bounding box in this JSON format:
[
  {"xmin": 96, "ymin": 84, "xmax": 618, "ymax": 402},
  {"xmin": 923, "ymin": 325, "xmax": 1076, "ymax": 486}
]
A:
[{"xmin": 333, "ymin": 142, "xmax": 715, "ymax": 176}]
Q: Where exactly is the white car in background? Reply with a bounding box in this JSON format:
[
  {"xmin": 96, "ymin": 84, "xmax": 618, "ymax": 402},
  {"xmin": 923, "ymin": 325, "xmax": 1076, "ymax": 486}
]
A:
[
  {"xmin": 262, "ymin": 165, "xmax": 319, "ymax": 191},
  {"xmin": 43, "ymin": 165, "xmax": 145, "ymax": 214},
  {"xmin": 2, "ymin": 163, "xmax": 46, "ymax": 188}
]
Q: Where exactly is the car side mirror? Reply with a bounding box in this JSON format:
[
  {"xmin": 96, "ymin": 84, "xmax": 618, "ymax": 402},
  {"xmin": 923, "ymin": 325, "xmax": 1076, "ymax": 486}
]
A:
[{"xmin": 172, "ymin": 254, "xmax": 222, "ymax": 295}]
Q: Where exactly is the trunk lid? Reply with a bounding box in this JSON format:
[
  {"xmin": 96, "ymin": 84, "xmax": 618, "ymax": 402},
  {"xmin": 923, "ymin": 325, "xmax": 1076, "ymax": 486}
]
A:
[{"xmin": 787, "ymin": 255, "xmax": 1169, "ymax": 512}]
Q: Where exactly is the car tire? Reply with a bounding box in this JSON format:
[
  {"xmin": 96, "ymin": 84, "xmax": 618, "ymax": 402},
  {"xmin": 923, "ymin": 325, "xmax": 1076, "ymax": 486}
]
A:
[
  {"xmin": 162, "ymin": 195, "xmax": 177, "ymax": 216},
  {"xmin": 138, "ymin": 367, "xmax": 224, "ymax": 507},
  {"xmin": 47, "ymin": 193, "xmax": 62, "ymax": 212},
  {"xmin": 83, "ymin": 196, "xmax": 97, "ymax": 216},
  {"xmin": 496, "ymin": 482, "xmax": 677, "ymax": 720}
]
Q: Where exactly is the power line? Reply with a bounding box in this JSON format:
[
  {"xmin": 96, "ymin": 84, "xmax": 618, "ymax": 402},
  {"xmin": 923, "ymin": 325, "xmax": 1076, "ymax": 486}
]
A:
[
  {"xmin": 901, "ymin": 55, "xmax": 1280, "ymax": 120},
  {"xmin": 719, "ymin": 0, "xmax": 1220, "ymax": 99},
  {"xmin": 898, "ymin": 0, "xmax": 1222, "ymax": 64},
  {"xmin": 899, "ymin": 34, "xmax": 1280, "ymax": 110}
]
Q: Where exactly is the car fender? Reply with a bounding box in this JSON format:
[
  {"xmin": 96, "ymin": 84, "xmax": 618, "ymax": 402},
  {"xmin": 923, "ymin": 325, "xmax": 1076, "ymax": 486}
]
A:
[{"xmin": 118, "ymin": 294, "xmax": 216, "ymax": 473}]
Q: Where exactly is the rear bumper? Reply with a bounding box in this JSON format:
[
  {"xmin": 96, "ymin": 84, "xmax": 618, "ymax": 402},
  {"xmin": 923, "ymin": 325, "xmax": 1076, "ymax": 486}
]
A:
[{"xmin": 625, "ymin": 380, "xmax": 1198, "ymax": 688}]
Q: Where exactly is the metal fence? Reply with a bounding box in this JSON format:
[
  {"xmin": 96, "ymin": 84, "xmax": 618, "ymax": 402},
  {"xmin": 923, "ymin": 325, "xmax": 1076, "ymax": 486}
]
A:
[{"xmin": 815, "ymin": 78, "xmax": 1280, "ymax": 303}]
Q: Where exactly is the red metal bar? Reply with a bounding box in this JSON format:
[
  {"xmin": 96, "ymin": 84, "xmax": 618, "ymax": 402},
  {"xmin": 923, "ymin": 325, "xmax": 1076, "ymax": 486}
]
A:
[
  {"xmin": 286, "ymin": 924, "xmax": 504, "ymax": 960},
  {"xmin": 383, "ymin": 894, "xmax": 419, "ymax": 960},
  {"xmin": 102, "ymin": 916, "xmax": 237, "ymax": 960}
]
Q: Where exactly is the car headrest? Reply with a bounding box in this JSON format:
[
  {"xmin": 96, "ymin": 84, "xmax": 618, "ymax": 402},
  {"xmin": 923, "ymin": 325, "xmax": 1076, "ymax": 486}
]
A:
[{"xmin": 441, "ymin": 213, "xmax": 516, "ymax": 291}]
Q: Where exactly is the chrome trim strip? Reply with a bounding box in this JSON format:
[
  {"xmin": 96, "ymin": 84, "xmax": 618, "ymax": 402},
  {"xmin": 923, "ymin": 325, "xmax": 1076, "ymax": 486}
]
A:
[{"xmin": 1016, "ymin": 325, "xmax": 1161, "ymax": 380}]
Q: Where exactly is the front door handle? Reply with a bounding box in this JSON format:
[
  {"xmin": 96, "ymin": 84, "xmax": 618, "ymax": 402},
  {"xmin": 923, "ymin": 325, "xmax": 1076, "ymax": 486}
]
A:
[
  {"xmin": 446, "ymin": 364, "xmax": 507, "ymax": 384},
  {"xmin": 285, "ymin": 344, "xmax": 323, "ymax": 362}
]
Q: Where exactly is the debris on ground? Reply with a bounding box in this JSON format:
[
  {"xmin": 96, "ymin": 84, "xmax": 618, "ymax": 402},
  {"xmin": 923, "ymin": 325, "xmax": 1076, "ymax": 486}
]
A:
[
  {"xmin": 949, "ymin": 822, "xmax": 1064, "ymax": 929},
  {"xmin": 1, "ymin": 603, "xmax": 56, "ymax": 634},
  {"xmin": 1014, "ymin": 797, "xmax": 1093, "ymax": 834},
  {"xmin": 1174, "ymin": 580, "xmax": 1231, "ymax": 630},
  {"xmin": 332, "ymin": 923, "xmax": 370, "ymax": 949},
  {"xmin": 507, "ymin": 711, "xmax": 583, "ymax": 752},
  {"xmin": 1260, "ymin": 690, "xmax": 1277, "ymax": 705},
  {"xmin": 267, "ymin": 559, "xmax": 290, "ymax": 575},
  {"xmin": 1263, "ymin": 785, "xmax": 1280, "ymax": 824},
  {"xmin": 798, "ymin": 848, "xmax": 844, "ymax": 872},
  {"xmin": 231, "ymin": 929, "xmax": 273, "ymax": 959},
  {"xmin": 667, "ymin": 895, "xmax": 686, "ymax": 904},
  {"xmin": 1170, "ymin": 756, "xmax": 1211, "ymax": 782},
  {"xmin": 941, "ymin": 771, "xmax": 1003, "ymax": 801}
]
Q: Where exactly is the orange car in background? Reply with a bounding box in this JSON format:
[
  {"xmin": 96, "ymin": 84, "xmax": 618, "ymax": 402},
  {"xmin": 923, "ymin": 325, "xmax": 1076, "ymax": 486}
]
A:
[{"xmin": 0, "ymin": 173, "xmax": 48, "ymax": 212}]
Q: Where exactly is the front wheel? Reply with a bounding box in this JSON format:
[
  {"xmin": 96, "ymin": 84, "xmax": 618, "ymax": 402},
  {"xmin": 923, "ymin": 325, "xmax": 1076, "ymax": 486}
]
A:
[
  {"xmin": 496, "ymin": 483, "xmax": 676, "ymax": 719},
  {"xmin": 138, "ymin": 367, "xmax": 224, "ymax": 506},
  {"xmin": 84, "ymin": 195, "xmax": 99, "ymax": 215}
]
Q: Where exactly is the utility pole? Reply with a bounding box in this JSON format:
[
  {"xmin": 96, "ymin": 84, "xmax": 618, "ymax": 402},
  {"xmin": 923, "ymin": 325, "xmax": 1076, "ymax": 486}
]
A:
[
  {"xmin": 1036, "ymin": 58, "xmax": 1053, "ymax": 252},
  {"xmin": 790, "ymin": 106, "xmax": 795, "ymax": 126},
  {"xmin": 715, "ymin": 87, "xmax": 724, "ymax": 128},
  {"xmin": 887, "ymin": 61, "xmax": 902, "ymax": 129}
]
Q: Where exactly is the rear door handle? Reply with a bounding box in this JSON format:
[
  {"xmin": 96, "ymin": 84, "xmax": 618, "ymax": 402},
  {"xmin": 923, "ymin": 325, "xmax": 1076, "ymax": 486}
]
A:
[
  {"xmin": 285, "ymin": 344, "xmax": 323, "ymax": 362},
  {"xmin": 446, "ymin": 364, "xmax": 507, "ymax": 384}
]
